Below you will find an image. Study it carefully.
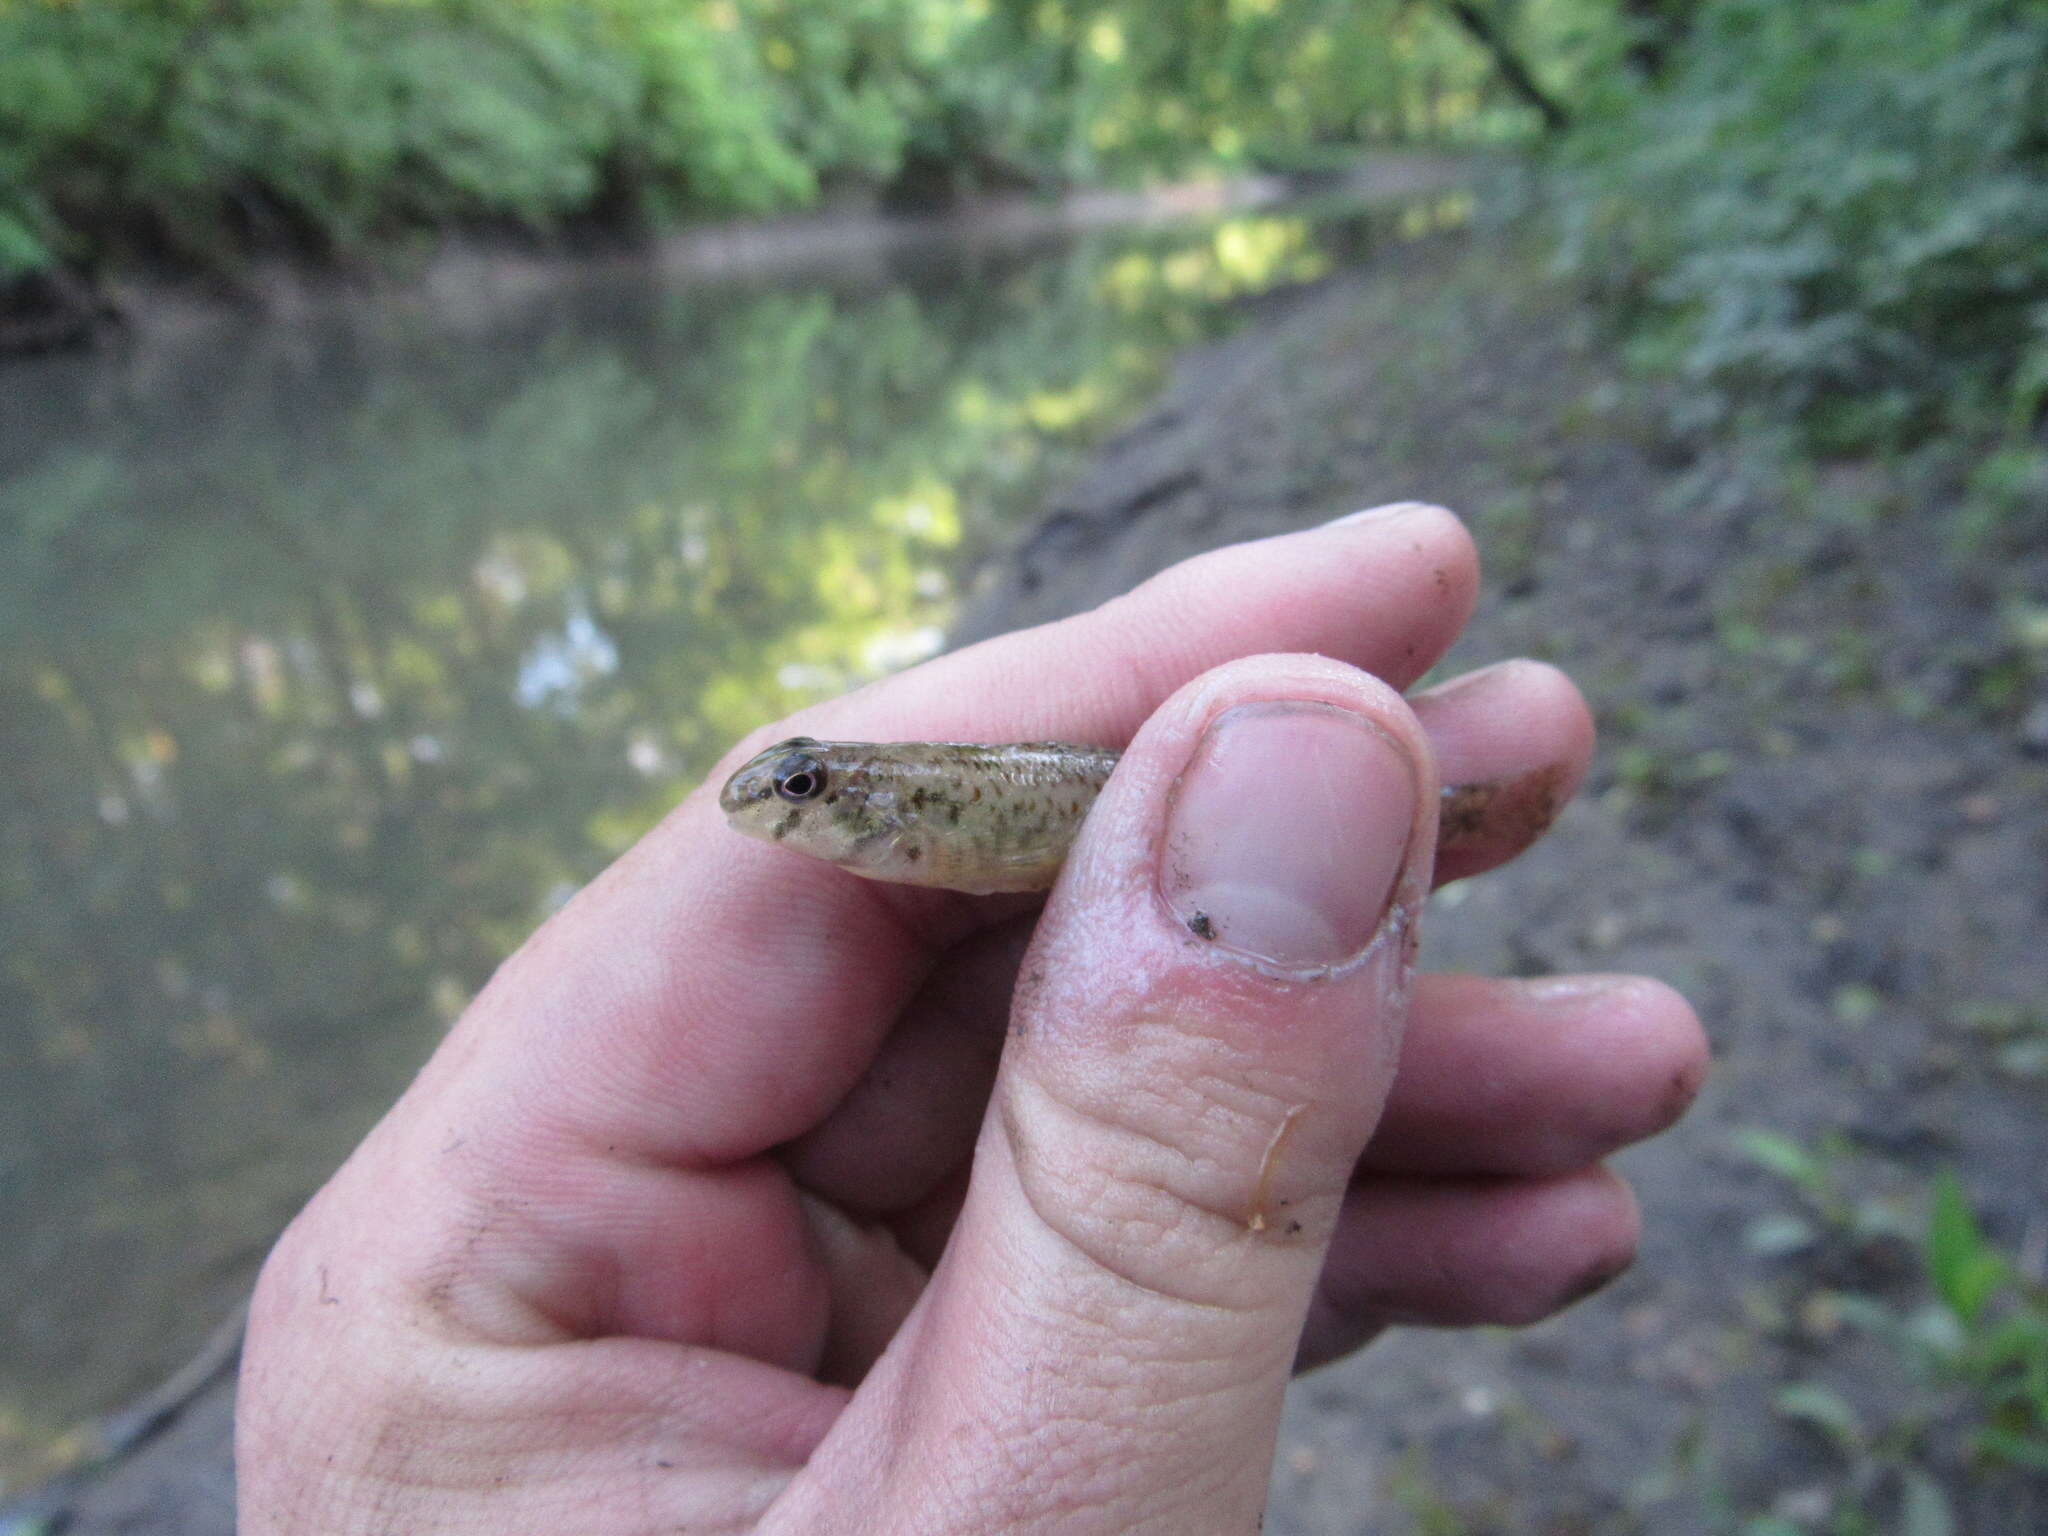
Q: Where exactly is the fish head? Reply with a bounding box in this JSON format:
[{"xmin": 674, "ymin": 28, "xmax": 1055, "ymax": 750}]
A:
[{"xmin": 718, "ymin": 737, "xmax": 895, "ymax": 866}]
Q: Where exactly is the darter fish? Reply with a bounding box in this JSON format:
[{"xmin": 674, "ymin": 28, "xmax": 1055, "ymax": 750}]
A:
[{"xmin": 720, "ymin": 737, "xmax": 1559, "ymax": 896}]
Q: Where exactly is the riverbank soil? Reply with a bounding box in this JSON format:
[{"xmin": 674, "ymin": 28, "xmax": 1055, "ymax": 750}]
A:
[
  {"xmin": 959, "ymin": 228, "xmax": 2048, "ymax": 1534},
  {"xmin": 46, "ymin": 227, "xmax": 2048, "ymax": 1533}
]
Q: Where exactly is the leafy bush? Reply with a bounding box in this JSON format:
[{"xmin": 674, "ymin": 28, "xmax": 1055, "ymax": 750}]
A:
[
  {"xmin": 1923, "ymin": 1171, "xmax": 2048, "ymax": 1470},
  {"xmin": 0, "ymin": 0, "xmax": 833, "ymax": 270},
  {"xmin": 1554, "ymin": 0, "xmax": 2048, "ymax": 450},
  {"xmin": 0, "ymin": 0, "xmax": 1544, "ymax": 284}
]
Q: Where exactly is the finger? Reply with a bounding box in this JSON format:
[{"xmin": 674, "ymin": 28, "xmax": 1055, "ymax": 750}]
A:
[
  {"xmin": 1412, "ymin": 657, "xmax": 1594, "ymax": 882},
  {"xmin": 792, "ymin": 500, "xmax": 1477, "ymax": 745},
  {"xmin": 1297, "ymin": 1167, "xmax": 1641, "ymax": 1370},
  {"xmin": 782, "ymin": 656, "xmax": 1594, "ymax": 1215},
  {"xmin": 781, "ymin": 919, "xmax": 1031, "ymax": 1219},
  {"xmin": 790, "ymin": 967, "xmax": 1702, "ymax": 1247},
  {"xmin": 1362, "ymin": 973, "xmax": 1707, "ymax": 1174},
  {"xmin": 775, "ymin": 655, "xmax": 1438, "ymax": 1534}
]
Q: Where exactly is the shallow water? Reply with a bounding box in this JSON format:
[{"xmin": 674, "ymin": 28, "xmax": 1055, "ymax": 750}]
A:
[{"xmin": 0, "ymin": 205, "xmax": 1395, "ymax": 1482}]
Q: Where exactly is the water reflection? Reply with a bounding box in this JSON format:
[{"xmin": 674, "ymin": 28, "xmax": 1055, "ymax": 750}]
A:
[{"xmin": 0, "ymin": 209, "xmax": 1352, "ymax": 1481}]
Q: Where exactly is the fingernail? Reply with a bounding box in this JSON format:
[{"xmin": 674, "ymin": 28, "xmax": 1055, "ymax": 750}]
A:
[
  {"xmin": 1515, "ymin": 974, "xmax": 1634, "ymax": 1004},
  {"xmin": 1413, "ymin": 657, "xmax": 1523, "ymax": 701},
  {"xmin": 1160, "ymin": 701, "xmax": 1419, "ymax": 969},
  {"xmin": 1322, "ymin": 501, "xmax": 1444, "ymax": 529}
]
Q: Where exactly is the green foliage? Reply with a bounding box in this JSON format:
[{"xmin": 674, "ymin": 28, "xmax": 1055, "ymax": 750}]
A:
[
  {"xmin": 0, "ymin": 0, "xmax": 1560, "ymax": 281},
  {"xmin": 0, "ymin": 0, "xmax": 826, "ymax": 268},
  {"xmin": 1926, "ymin": 1172, "xmax": 2007, "ymax": 1328},
  {"xmin": 1731, "ymin": 1127, "xmax": 1916, "ymax": 1255},
  {"xmin": 1555, "ymin": 0, "xmax": 2048, "ymax": 453},
  {"xmin": 1918, "ymin": 1172, "xmax": 2048, "ymax": 1469},
  {"xmin": 1772, "ymin": 1381, "xmax": 1865, "ymax": 1456},
  {"xmin": 1739, "ymin": 1135, "xmax": 2048, "ymax": 1518}
]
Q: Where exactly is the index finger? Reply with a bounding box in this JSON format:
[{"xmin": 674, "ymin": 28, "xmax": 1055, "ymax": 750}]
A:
[
  {"xmin": 790, "ymin": 500, "xmax": 1475, "ymax": 747},
  {"xmin": 437, "ymin": 504, "xmax": 1477, "ymax": 1169}
]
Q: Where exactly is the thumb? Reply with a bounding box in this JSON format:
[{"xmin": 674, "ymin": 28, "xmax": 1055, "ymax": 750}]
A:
[{"xmin": 778, "ymin": 655, "xmax": 1437, "ymax": 1536}]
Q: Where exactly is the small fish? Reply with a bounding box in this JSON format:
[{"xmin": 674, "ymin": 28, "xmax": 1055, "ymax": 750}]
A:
[
  {"xmin": 720, "ymin": 738, "xmax": 1117, "ymax": 894},
  {"xmin": 720, "ymin": 737, "xmax": 1561, "ymax": 895}
]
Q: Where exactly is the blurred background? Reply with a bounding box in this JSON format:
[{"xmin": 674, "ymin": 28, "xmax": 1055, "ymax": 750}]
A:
[{"xmin": 1, "ymin": 1, "xmax": 2044, "ymax": 1531}]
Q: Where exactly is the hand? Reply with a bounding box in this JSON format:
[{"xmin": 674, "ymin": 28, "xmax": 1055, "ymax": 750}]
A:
[{"xmin": 237, "ymin": 503, "xmax": 1706, "ymax": 1534}]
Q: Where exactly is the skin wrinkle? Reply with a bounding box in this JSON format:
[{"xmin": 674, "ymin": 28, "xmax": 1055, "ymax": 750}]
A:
[
  {"xmin": 991, "ymin": 1391, "xmax": 1260, "ymax": 1536},
  {"xmin": 405, "ymin": 1142, "xmax": 834, "ymax": 1366},
  {"xmin": 998, "ymin": 1092, "xmax": 1237, "ymax": 1312},
  {"xmin": 1040, "ymin": 935, "xmax": 1409, "ymax": 1132},
  {"xmin": 1042, "ymin": 1019, "xmax": 1314, "ymax": 1161},
  {"xmin": 804, "ymin": 1273, "xmax": 1049, "ymax": 1535},
  {"xmin": 938, "ymin": 1250, "xmax": 1286, "ymax": 1533},
  {"xmin": 928, "ymin": 1420, "xmax": 1155, "ymax": 1536},
  {"xmin": 1030, "ymin": 1021, "xmax": 1308, "ymax": 1183},
  {"xmin": 998, "ymin": 1089, "xmax": 1281, "ymax": 1315},
  {"xmin": 997, "ymin": 1077, "xmax": 1341, "ymax": 1315},
  {"xmin": 338, "ymin": 1338, "xmax": 830, "ymax": 1505},
  {"xmin": 969, "ymin": 1381, "xmax": 1180, "ymax": 1528},
  {"xmin": 401, "ymin": 1201, "xmax": 564, "ymax": 1348},
  {"xmin": 991, "ymin": 1314, "xmax": 1290, "ymax": 1535}
]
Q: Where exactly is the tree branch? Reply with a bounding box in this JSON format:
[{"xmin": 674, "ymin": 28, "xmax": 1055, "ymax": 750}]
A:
[{"xmin": 1438, "ymin": 0, "xmax": 1572, "ymax": 133}]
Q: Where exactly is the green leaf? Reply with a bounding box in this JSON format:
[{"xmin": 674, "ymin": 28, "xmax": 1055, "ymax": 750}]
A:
[
  {"xmin": 1733, "ymin": 1127, "xmax": 1822, "ymax": 1189},
  {"xmin": 1975, "ymin": 1426, "xmax": 2048, "ymax": 1473},
  {"xmin": 0, "ymin": 208, "xmax": 50, "ymax": 275},
  {"xmin": 1966, "ymin": 1308, "xmax": 2048, "ymax": 1371},
  {"xmin": 1773, "ymin": 1381, "xmax": 1864, "ymax": 1452},
  {"xmin": 1927, "ymin": 1171, "xmax": 2007, "ymax": 1327}
]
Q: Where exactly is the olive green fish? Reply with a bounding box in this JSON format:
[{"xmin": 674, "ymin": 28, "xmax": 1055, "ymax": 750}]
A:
[{"xmin": 720, "ymin": 737, "xmax": 1556, "ymax": 895}]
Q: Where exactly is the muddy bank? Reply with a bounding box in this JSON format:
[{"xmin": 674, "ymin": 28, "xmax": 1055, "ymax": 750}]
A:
[
  {"xmin": 19, "ymin": 227, "xmax": 2047, "ymax": 1534},
  {"xmin": 968, "ymin": 232, "xmax": 2048, "ymax": 1532}
]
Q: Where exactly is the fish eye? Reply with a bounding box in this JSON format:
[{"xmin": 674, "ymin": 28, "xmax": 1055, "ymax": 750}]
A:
[{"xmin": 772, "ymin": 751, "xmax": 828, "ymax": 802}]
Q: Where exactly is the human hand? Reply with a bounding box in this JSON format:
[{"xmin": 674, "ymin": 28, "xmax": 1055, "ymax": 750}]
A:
[{"xmin": 237, "ymin": 503, "xmax": 1706, "ymax": 1534}]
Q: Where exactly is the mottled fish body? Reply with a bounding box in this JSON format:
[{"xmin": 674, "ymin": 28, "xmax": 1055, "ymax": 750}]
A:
[
  {"xmin": 718, "ymin": 738, "xmax": 1120, "ymax": 894},
  {"xmin": 720, "ymin": 737, "xmax": 1557, "ymax": 894}
]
